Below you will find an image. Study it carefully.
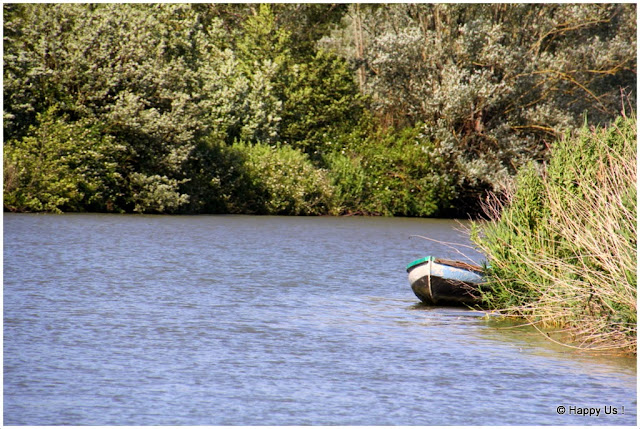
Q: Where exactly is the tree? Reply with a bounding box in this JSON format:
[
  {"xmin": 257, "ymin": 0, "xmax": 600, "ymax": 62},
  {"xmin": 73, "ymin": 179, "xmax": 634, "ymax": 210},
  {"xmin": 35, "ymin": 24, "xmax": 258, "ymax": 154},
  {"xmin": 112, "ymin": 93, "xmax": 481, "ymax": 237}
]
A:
[
  {"xmin": 280, "ymin": 50, "xmax": 365, "ymax": 157},
  {"xmin": 3, "ymin": 4, "xmax": 243, "ymax": 212},
  {"xmin": 326, "ymin": 4, "xmax": 636, "ymax": 207},
  {"xmin": 230, "ymin": 4, "xmax": 364, "ymax": 155}
]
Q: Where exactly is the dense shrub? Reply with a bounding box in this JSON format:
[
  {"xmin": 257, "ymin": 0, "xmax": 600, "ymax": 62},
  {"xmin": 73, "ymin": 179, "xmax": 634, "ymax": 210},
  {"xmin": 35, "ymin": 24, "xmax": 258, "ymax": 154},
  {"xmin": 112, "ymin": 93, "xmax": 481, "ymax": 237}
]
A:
[
  {"xmin": 230, "ymin": 141, "xmax": 335, "ymax": 215},
  {"xmin": 325, "ymin": 124, "xmax": 455, "ymax": 216},
  {"xmin": 3, "ymin": 4, "xmax": 241, "ymax": 213},
  {"xmin": 3, "ymin": 107, "xmax": 127, "ymax": 213}
]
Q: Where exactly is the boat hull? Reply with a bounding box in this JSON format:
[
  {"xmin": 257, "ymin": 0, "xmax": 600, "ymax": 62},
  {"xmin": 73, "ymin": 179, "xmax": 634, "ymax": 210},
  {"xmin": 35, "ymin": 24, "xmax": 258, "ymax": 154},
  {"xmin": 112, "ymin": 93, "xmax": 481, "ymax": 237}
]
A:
[{"xmin": 406, "ymin": 258, "xmax": 485, "ymax": 306}]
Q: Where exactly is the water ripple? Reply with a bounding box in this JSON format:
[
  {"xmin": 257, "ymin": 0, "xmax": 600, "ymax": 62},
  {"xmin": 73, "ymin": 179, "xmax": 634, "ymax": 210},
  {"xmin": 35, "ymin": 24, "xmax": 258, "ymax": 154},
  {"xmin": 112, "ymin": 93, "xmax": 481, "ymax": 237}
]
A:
[{"xmin": 4, "ymin": 214, "xmax": 636, "ymax": 425}]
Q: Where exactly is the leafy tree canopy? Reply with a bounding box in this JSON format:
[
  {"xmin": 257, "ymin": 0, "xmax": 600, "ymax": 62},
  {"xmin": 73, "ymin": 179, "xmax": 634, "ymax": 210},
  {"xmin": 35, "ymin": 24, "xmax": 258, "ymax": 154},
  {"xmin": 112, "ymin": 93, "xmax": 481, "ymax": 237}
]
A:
[{"xmin": 3, "ymin": 3, "xmax": 635, "ymax": 216}]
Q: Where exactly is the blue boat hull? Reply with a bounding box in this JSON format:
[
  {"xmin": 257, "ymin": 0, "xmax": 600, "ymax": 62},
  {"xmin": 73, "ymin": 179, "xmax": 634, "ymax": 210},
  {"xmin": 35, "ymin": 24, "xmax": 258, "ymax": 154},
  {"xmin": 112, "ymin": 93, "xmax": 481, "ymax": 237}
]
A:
[{"xmin": 406, "ymin": 257, "xmax": 485, "ymax": 306}]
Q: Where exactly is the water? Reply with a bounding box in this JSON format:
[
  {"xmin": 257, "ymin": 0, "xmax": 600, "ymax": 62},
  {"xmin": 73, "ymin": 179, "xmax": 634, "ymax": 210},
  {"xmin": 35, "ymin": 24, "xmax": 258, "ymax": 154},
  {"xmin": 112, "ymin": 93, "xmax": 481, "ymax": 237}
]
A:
[{"xmin": 4, "ymin": 213, "xmax": 636, "ymax": 425}]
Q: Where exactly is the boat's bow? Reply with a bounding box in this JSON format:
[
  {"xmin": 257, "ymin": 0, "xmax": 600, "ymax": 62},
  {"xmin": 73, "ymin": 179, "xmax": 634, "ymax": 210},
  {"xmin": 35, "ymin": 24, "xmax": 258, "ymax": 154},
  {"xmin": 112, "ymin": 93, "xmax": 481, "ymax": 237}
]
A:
[{"xmin": 406, "ymin": 256, "xmax": 485, "ymax": 306}]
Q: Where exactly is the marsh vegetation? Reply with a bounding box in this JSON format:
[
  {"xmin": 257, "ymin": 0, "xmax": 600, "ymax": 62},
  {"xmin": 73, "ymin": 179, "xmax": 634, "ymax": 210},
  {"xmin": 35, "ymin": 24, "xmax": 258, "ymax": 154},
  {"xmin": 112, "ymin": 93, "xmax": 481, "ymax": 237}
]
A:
[{"xmin": 472, "ymin": 116, "xmax": 637, "ymax": 353}]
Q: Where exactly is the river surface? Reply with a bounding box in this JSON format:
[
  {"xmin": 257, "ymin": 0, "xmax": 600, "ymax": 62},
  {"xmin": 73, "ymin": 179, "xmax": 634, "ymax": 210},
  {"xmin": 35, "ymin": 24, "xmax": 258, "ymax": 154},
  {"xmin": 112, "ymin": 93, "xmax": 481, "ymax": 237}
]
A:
[{"xmin": 3, "ymin": 213, "xmax": 637, "ymax": 425}]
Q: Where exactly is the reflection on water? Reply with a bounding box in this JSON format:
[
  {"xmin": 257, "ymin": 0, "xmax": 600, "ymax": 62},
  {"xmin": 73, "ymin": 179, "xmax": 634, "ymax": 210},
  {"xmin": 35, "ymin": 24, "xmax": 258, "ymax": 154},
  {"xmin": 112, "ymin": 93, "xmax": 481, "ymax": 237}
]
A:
[{"xmin": 3, "ymin": 214, "xmax": 636, "ymax": 425}]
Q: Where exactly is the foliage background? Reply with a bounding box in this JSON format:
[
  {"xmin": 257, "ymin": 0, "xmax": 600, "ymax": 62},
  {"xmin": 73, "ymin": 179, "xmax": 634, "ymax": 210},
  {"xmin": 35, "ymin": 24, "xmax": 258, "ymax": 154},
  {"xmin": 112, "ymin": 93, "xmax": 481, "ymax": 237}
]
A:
[{"xmin": 3, "ymin": 4, "xmax": 636, "ymax": 216}]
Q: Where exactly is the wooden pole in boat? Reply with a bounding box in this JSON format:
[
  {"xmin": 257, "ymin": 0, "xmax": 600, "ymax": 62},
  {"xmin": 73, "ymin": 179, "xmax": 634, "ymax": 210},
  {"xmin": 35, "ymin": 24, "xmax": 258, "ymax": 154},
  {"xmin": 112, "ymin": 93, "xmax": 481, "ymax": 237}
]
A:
[{"xmin": 427, "ymin": 257, "xmax": 434, "ymax": 304}]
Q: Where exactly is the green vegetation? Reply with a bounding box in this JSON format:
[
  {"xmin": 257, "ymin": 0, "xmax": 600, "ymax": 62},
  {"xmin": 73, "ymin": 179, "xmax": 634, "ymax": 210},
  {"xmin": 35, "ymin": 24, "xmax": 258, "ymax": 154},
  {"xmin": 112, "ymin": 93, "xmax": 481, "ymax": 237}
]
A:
[
  {"xmin": 471, "ymin": 115, "xmax": 637, "ymax": 353},
  {"xmin": 324, "ymin": 123, "xmax": 455, "ymax": 216},
  {"xmin": 3, "ymin": 4, "xmax": 636, "ymax": 216}
]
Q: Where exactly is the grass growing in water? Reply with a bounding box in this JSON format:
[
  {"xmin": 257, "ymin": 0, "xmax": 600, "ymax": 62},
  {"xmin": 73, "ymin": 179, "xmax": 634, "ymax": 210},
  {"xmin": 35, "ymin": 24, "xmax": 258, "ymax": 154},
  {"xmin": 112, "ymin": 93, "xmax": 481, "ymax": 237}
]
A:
[{"xmin": 471, "ymin": 115, "xmax": 637, "ymax": 354}]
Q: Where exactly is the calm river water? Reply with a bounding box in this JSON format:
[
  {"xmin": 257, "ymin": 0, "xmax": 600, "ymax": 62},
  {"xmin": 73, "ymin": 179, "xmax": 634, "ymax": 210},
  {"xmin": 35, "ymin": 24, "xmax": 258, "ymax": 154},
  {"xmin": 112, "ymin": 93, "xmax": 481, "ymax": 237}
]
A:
[{"xmin": 4, "ymin": 213, "xmax": 637, "ymax": 425}]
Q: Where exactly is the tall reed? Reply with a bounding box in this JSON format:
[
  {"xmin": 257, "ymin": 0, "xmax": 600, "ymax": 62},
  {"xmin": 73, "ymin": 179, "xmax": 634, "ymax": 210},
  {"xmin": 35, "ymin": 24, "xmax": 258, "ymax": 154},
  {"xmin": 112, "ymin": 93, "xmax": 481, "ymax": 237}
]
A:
[{"xmin": 472, "ymin": 116, "xmax": 637, "ymax": 353}]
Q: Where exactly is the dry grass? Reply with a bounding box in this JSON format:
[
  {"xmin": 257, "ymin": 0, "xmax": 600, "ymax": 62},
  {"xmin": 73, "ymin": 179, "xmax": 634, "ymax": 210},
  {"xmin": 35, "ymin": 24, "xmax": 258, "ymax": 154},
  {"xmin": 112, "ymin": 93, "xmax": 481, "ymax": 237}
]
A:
[{"xmin": 471, "ymin": 116, "xmax": 637, "ymax": 354}]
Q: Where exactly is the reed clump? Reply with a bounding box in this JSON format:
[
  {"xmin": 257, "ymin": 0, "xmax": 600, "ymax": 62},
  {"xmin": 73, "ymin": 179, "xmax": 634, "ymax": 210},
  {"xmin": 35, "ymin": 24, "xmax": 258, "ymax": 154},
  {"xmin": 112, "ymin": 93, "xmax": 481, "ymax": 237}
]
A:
[{"xmin": 471, "ymin": 115, "xmax": 637, "ymax": 354}]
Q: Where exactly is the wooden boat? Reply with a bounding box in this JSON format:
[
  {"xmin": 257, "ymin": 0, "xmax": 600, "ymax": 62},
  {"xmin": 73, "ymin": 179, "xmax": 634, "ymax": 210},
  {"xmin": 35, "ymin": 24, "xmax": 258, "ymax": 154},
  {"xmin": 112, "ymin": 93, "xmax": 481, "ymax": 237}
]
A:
[{"xmin": 406, "ymin": 256, "xmax": 486, "ymax": 306}]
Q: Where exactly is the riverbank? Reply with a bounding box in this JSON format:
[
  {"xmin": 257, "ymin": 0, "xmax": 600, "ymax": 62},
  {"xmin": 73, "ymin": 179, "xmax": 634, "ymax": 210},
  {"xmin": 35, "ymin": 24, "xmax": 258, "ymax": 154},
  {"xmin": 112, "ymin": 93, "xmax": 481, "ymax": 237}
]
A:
[{"xmin": 471, "ymin": 115, "xmax": 637, "ymax": 354}]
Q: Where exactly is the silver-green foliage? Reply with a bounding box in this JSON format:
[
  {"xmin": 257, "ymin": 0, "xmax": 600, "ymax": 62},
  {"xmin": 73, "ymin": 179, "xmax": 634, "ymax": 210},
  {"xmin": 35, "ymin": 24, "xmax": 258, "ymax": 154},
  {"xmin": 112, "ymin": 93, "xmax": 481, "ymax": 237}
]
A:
[{"xmin": 325, "ymin": 4, "xmax": 636, "ymax": 196}]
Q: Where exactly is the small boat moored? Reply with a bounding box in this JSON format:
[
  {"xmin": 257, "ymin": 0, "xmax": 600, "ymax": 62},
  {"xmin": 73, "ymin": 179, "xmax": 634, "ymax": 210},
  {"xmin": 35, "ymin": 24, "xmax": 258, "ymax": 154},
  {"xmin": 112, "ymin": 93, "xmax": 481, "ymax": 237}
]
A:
[{"xmin": 406, "ymin": 256, "xmax": 486, "ymax": 306}]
